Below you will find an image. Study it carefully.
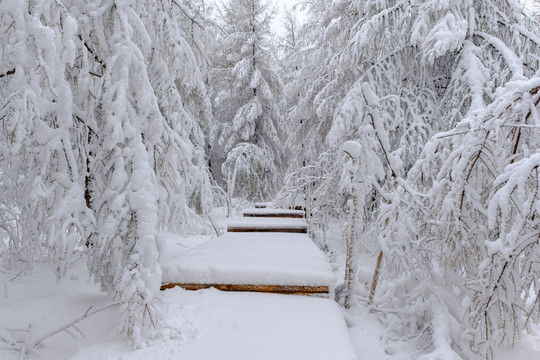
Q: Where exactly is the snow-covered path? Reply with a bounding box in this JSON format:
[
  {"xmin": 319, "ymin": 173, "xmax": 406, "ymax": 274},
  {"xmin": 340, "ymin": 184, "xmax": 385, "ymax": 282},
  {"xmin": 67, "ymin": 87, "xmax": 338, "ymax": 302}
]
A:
[
  {"xmin": 156, "ymin": 207, "xmax": 358, "ymax": 359},
  {"xmin": 99, "ymin": 287, "xmax": 360, "ymax": 360},
  {"xmin": 161, "ymin": 208, "xmax": 335, "ymax": 294},
  {"xmin": 1, "ymin": 262, "xmax": 360, "ymax": 360},
  {"xmin": 1, "ymin": 207, "xmax": 360, "ymax": 359}
]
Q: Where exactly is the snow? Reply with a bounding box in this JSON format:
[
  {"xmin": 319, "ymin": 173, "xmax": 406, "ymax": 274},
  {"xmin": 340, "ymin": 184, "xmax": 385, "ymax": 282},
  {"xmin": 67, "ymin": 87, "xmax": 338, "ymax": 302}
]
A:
[
  {"xmin": 2, "ymin": 248, "xmax": 539, "ymax": 360},
  {"xmin": 347, "ymin": 311, "xmax": 392, "ymax": 360},
  {"xmin": 119, "ymin": 288, "xmax": 360, "ymax": 360},
  {"xmin": 227, "ymin": 216, "xmax": 308, "ymax": 230},
  {"xmin": 0, "ymin": 263, "xmax": 116, "ymax": 360},
  {"xmin": 342, "ymin": 141, "xmax": 362, "ymax": 159},
  {"xmin": 160, "ymin": 232, "xmax": 335, "ymax": 287},
  {"xmin": 499, "ymin": 324, "xmax": 540, "ymax": 360},
  {"xmin": 1, "ymin": 262, "xmax": 356, "ymax": 360}
]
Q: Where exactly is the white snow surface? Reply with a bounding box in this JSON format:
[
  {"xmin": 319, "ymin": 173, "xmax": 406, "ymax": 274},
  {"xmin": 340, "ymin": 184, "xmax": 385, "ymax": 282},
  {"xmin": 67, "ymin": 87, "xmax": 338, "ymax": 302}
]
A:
[
  {"xmin": 342, "ymin": 140, "xmax": 362, "ymax": 159},
  {"xmin": 1, "ymin": 254, "xmax": 538, "ymax": 360},
  {"xmin": 227, "ymin": 216, "xmax": 308, "ymax": 229},
  {"xmin": 134, "ymin": 288, "xmax": 359, "ymax": 360},
  {"xmin": 0, "ymin": 263, "xmax": 358, "ymax": 360},
  {"xmin": 161, "ymin": 232, "xmax": 335, "ymax": 287}
]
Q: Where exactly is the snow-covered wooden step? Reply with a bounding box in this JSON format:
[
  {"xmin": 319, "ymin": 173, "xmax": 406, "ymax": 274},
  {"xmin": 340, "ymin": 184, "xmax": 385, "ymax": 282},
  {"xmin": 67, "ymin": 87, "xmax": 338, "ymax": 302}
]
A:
[
  {"xmin": 160, "ymin": 232, "xmax": 335, "ymax": 294},
  {"xmin": 242, "ymin": 208, "xmax": 305, "ymax": 218},
  {"xmin": 227, "ymin": 217, "xmax": 308, "ymax": 233},
  {"xmin": 160, "ymin": 283, "xmax": 328, "ymax": 295},
  {"xmin": 254, "ymin": 202, "xmax": 271, "ymax": 208}
]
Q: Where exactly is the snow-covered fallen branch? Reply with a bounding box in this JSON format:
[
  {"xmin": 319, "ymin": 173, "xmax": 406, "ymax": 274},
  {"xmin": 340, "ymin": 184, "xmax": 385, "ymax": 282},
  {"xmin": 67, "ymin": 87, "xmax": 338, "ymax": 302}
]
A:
[{"xmin": 1, "ymin": 303, "xmax": 119, "ymax": 359}]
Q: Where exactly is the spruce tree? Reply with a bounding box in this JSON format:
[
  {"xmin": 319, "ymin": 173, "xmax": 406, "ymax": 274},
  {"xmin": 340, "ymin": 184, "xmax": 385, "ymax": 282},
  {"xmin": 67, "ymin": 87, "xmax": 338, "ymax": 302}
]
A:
[{"xmin": 209, "ymin": 0, "xmax": 283, "ymax": 202}]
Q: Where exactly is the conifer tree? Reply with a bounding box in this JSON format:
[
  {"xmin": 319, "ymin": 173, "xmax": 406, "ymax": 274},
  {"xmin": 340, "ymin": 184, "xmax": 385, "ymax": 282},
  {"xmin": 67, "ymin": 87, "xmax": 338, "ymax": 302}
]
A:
[{"xmin": 209, "ymin": 0, "xmax": 283, "ymax": 201}]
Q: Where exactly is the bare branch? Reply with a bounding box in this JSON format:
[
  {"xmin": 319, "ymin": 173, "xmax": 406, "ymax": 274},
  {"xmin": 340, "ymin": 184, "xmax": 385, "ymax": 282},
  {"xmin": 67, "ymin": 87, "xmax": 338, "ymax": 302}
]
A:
[
  {"xmin": 0, "ymin": 69, "xmax": 15, "ymax": 79},
  {"xmin": 30, "ymin": 303, "xmax": 119, "ymax": 348}
]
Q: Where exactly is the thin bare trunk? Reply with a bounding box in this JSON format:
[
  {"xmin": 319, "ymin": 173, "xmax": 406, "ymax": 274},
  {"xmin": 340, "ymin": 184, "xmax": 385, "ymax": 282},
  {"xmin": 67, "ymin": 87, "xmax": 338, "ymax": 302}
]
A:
[{"xmin": 368, "ymin": 250, "xmax": 383, "ymax": 305}]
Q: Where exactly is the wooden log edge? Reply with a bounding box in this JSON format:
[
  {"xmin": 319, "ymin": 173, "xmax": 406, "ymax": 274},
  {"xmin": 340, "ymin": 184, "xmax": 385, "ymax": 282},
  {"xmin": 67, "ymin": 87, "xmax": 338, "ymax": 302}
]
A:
[
  {"xmin": 227, "ymin": 227, "xmax": 307, "ymax": 233},
  {"xmin": 160, "ymin": 283, "xmax": 329, "ymax": 295},
  {"xmin": 243, "ymin": 213, "xmax": 304, "ymax": 218}
]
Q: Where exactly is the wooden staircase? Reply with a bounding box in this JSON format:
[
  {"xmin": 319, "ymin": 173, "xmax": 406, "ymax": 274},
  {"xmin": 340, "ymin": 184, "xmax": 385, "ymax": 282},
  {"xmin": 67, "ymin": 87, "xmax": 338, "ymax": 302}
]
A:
[
  {"xmin": 161, "ymin": 205, "xmax": 333, "ymax": 296},
  {"xmin": 227, "ymin": 207, "xmax": 307, "ymax": 233}
]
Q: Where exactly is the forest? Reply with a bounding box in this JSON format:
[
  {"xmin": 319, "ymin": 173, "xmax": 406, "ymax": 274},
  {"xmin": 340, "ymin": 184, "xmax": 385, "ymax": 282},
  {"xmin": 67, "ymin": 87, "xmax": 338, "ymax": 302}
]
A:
[{"xmin": 1, "ymin": 0, "xmax": 540, "ymax": 359}]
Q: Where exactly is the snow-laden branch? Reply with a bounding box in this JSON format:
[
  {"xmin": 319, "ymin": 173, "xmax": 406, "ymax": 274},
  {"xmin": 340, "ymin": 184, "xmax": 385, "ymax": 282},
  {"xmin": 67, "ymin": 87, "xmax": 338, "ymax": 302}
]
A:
[
  {"xmin": 1, "ymin": 303, "xmax": 119, "ymax": 359},
  {"xmin": 474, "ymin": 31, "xmax": 525, "ymax": 81}
]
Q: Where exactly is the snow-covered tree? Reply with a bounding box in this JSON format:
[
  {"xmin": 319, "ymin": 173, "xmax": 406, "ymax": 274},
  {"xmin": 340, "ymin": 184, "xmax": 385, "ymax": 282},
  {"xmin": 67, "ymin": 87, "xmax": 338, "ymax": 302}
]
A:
[
  {"xmin": 277, "ymin": 4, "xmax": 312, "ymax": 173},
  {"xmin": 0, "ymin": 0, "xmax": 87, "ymax": 279},
  {"xmin": 281, "ymin": 0, "xmax": 540, "ymax": 358},
  {"xmin": 80, "ymin": 1, "xmax": 164, "ymax": 343},
  {"xmin": 143, "ymin": 0, "xmax": 216, "ymax": 232},
  {"xmin": 75, "ymin": 0, "xmax": 217, "ymax": 344},
  {"xmin": 222, "ymin": 142, "xmax": 274, "ymax": 214},
  {"xmin": 409, "ymin": 71, "xmax": 540, "ymax": 360},
  {"xmin": 1, "ymin": 0, "xmax": 216, "ymax": 346},
  {"xmin": 277, "ymin": 0, "xmax": 379, "ymax": 217},
  {"xmin": 209, "ymin": 0, "xmax": 283, "ymax": 200}
]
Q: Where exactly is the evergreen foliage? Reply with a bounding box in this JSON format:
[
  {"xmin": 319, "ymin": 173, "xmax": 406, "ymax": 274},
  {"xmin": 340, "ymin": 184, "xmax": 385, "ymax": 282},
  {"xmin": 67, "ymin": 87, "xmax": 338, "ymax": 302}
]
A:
[{"xmin": 209, "ymin": 0, "xmax": 283, "ymax": 201}]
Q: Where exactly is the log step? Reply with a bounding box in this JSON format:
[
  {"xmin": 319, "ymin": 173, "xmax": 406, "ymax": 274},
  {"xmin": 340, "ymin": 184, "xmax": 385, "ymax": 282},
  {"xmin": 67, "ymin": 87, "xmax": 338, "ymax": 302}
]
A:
[
  {"xmin": 227, "ymin": 217, "xmax": 308, "ymax": 233},
  {"xmin": 243, "ymin": 209, "xmax": 305, "ymax": 218},
  {"xmin": 254, "ymin": 202, "xmax": 270, "ymax": 208},
  {"xmin": 227, "ymin": 226, "xmax": 307, "ymax": 233},
  {"xmin": 161, "ymin": 283, "xmax": 329, "ymax": 295},
  {"xmin": 243, "ymin": 213, "xmax": 304, "ymax": 218}
]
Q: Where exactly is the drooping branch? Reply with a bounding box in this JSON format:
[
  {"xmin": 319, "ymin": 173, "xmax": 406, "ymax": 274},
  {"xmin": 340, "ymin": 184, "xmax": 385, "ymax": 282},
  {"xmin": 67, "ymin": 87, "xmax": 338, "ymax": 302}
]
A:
[{"xmin": 77, "ymin": 35, "xmax": 106, "ymax": 70}]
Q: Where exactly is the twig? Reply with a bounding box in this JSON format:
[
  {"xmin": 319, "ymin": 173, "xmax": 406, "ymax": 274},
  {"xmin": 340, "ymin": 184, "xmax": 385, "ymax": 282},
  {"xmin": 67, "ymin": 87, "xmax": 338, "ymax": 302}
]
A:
[
  {"xmin": 77, "ymin": 35, "xmax": 105, "ymax": 69},
  {"xmin": 207, "ymin": 214, "xmax": 221, "ymax": 236},
  {"xmin": 30, "ymin": 303, "xmax": 119, "ymax": 348},
  {"xmin": 0, "ymin": 69, "xmax": 15, "ymax": 78}
]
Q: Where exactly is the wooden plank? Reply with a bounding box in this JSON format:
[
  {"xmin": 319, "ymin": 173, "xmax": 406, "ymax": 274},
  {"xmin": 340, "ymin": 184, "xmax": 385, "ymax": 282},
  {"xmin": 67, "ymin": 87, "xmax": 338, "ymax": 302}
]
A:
[
  {"xmin": 227, "ymin": 226, "xmax": 307, "ymax": 233},
  {"xmin": 160, "ymin": 283, "xmax": 329, "ymax": 295},
  {"xmin": 243, "ymin": 212, "xmax": 304, "ymax": 218}
]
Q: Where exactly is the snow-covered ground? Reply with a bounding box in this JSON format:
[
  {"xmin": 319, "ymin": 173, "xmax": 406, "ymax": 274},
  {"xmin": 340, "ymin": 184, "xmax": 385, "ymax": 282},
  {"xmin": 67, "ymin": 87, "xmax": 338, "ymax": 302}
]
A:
[
  {"xmin": 1, "ymin": 260, "xmax": 356, "ymax": 360},
  {"xmin": 1, "ymin": 230, "xmax": 539, "ymax": 360}
]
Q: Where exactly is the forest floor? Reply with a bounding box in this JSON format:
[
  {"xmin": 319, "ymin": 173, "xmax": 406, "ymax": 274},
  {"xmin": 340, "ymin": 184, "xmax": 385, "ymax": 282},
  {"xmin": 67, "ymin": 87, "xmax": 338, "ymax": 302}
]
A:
[{"xmin": 1, "ymin": 209, "xmax": 539, "ymax": 359}]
